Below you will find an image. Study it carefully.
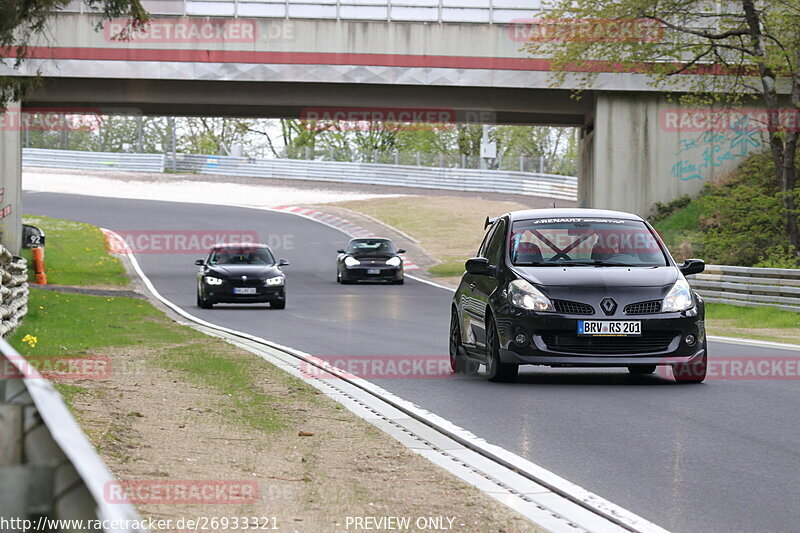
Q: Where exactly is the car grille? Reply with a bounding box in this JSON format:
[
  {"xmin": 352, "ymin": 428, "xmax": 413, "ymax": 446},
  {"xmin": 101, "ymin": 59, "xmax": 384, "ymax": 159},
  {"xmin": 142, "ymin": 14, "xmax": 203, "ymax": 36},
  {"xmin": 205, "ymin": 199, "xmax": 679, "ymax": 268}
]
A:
[
  {"xmin": 624, "ymin": 300, "xmax": 662, "ymax": 315},
  {"xmin": 540, "ymin": 332, "xmax": 677, "ymax": 354},
  {"xmin": 229, "ymin": 278, "xmax": 263, "ymax": 287},
  {"xmin": 553, "ymin": 300, "xmax": 594, "ymax": 315}
]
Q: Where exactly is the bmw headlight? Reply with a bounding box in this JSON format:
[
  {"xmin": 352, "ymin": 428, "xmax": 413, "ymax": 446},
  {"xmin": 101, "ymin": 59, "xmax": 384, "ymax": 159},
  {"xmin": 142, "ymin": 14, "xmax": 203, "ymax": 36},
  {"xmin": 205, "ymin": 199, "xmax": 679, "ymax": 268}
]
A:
[
  {"xmin": 508, "ymin": 279, "xmax": 554, "ymax": 312},
  {"xmin": 662, "ymin": 278, "xmax": 694, "ymax": 312},
  {"xmin": 344, "ymin": 256, "xmax": 361, "ymax": 267},
  {"xmin": 265, "ymin": 275, "xmax": 285, "ymax": 286},
  {"xmin": 204, "ymin": 276, "xmax": 224, "ymax": 286},
  {"xmin": 385, "ymin": 256, "xmax": 402, "ymax": 267}
]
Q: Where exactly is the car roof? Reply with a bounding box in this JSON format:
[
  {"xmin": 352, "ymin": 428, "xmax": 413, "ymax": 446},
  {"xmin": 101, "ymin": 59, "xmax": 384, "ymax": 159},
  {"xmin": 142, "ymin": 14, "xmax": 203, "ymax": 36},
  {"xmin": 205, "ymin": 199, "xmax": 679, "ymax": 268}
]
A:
[
  {"xmin": 505, "ymin": 208, "xmax": 644, "ymax": 222},
  {"xmin": 348, "ymin": 237, "xmax": 393, "ymax": 242}
]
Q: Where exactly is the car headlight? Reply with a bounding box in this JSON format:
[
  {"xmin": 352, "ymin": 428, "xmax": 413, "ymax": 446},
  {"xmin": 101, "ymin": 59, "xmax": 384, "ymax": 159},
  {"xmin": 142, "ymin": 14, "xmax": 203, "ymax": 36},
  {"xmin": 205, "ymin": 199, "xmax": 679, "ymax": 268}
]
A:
[
  {"xmin": 662, "ymin": 278, "xmax": 694, "ymax": 312},
  {"xmin": 507, "ymin": 279, "xmax": 554, "ymax": 311},
  {"xmin": 204, "ymin": 276, "xmax": 224, "ymax": 285},
  {"xmin": 265, "ymin": 275, "xmax": 285, "ymax": 286},
  {"xmin": 344, "ymin": 256, "xmax": 360, "ymax": 267},
  {"xmin": 385, "ymin": 256, "xmax": 402, "ymax": 267}
]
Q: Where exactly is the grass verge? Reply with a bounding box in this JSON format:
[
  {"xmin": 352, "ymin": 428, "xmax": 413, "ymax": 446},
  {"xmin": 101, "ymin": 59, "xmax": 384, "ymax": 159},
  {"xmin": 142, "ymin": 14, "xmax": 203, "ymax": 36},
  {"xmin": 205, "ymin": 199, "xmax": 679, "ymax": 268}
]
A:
[
  {"xmin": 7, "ymin": 289, "xmax": 294, "ymax": 433},
  {"xmin": 705, "ymin": 303, "xmax": 800, "ymax": 344},
  {"xmin": 21, "ymin": 215, "xmax": 128, "ymax": 286}
]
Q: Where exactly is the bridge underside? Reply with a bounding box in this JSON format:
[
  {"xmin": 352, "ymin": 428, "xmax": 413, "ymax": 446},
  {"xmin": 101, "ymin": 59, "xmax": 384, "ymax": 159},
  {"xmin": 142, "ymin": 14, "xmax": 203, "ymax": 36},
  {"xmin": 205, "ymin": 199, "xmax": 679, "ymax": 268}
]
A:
[{"xmin": 25, "ymin": 78, "xmax": 591, "ymax": 126}]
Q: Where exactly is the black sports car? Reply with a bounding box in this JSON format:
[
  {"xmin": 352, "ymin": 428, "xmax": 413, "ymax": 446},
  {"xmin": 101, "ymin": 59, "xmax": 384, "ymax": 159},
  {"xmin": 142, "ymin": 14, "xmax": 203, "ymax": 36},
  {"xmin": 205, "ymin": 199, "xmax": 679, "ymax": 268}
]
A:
[
  {"xmin": 450, "ymin": 208, "xmax": 707, "ymax": 383},
  {"xmin": 196, "ymin": 243, "xmax": 289, "ymax": 309},
  {"xmin": 336, "ymin": 238, "xmax": 406, "ymax": 284}
]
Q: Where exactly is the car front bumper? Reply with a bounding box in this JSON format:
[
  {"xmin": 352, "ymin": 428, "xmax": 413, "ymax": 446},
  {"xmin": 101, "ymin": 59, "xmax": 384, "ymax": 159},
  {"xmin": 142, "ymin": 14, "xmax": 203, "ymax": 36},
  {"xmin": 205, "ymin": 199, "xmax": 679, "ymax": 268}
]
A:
[
  {"xmin": 204, "ymin": 284, "xmax": 285, "ymax": 303},
  {"xmin": 495, "ymin": 309, "xmax": 705, "ymax": 366},
  {"xmin": 343, "ymin": 265, "xmax": 403, "ymax": 281}
]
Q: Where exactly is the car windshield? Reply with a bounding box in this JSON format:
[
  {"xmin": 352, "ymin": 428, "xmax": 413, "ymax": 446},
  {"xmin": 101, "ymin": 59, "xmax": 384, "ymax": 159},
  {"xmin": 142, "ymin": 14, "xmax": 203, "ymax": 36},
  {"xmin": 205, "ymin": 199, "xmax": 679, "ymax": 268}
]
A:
[
  {"xmin": 346, "ymin": 239, "xmax": 396, "ymax": 254},
  {"xmin": 509, "ymin": 217, "xmax": 667, "ymax": 267},
  {"xmin": 209, "ymin": 247, "xmax": 275, "ymax": 265}
]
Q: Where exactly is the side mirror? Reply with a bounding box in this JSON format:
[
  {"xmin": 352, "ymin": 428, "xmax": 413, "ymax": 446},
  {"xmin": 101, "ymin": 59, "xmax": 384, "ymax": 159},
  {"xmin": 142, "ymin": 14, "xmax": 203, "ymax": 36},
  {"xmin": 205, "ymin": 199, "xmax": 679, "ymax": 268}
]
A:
[
  {"xmin": 337, "ymin": 249, "xmax": 345, "ymax": 254},
  {"xmin": 465, "ymin": 257, "xmax": 491, "ymax": 275},
  {"xmin": 195, "ymin": 259, "xmax": 205, "ymax": 266},
  {"xmin": 278, "ymin": 258, "xmax": 290, "ymax": 266},
  {"xmin": 397, "ymin": 249, "xmax": 406, "ymax": 254},
  {"xmin": 679, "ymin": 258, "xmax": 705, "ymax": 276}
]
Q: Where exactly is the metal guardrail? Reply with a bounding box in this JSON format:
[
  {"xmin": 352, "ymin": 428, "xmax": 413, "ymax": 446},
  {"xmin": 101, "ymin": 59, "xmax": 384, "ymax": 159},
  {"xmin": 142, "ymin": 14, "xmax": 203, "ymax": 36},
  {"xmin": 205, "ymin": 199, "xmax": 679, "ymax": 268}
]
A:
[
  {"xmin": 61, "ymin": 0, "xmax": 536, "ymax": 24},
  {"xmin": 0, "ymin": 339, "xmax": 146, "ymax": 533},
  {"xmin": 174, "ymin": 153, "xmax": 579, "ymax": 200},
  {"xmin": 688, "ymin": 265, "xmax": 800, "ymax": 313},
  {"xmin": 22, "ymin": 149, "xmax": 165, "ymax": 174},
  {"xmin": 22, "ymin": 148, "xmax": 579, "ymax": 200}
]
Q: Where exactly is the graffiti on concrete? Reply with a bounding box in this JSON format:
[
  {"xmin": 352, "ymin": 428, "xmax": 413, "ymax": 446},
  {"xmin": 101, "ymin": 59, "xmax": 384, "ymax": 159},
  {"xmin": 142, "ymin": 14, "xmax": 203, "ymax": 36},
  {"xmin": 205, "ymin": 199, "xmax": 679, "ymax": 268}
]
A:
[{"xmin": 671, "ymin": 115, "xmax": 762, "ymax": 181}]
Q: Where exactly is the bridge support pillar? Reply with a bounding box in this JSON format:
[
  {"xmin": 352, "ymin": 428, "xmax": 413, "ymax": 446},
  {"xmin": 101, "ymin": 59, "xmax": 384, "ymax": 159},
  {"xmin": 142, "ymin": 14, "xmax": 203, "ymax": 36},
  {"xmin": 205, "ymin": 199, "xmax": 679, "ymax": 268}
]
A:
[
  {"xmin": 0, "ymin": 104, "xmax": 22, "ymax": 255},
  {"xmin": 580, "ymin": 92, "xmax": 761, "ymax": 217}
]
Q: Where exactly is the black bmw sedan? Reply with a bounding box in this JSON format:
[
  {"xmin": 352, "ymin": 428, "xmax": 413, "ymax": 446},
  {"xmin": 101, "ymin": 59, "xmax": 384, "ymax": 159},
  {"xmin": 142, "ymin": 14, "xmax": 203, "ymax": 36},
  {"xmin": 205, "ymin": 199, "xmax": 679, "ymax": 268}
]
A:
[
  {"xmin": 450, "ymin": 209, "xmax": 707, "ymax": 383},
  {"xmin": 196, "ymin": 243, "xmax": 289, "ymax": 309},
  {"xmin": 336, "ymin": 238, "xmax": 406, "ymax": 284}
]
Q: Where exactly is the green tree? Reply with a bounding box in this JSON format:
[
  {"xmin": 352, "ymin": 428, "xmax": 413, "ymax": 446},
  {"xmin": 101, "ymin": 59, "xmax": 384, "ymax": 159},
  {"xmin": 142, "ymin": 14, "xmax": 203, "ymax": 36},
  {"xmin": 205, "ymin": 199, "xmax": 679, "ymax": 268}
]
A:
[
  {"xmin": 1, "ymin": 0, "xmax": 148, "ymax": 110},
  {"xmin": 525, "ymin": 0, "xmax": 800, "ymax": 256}
]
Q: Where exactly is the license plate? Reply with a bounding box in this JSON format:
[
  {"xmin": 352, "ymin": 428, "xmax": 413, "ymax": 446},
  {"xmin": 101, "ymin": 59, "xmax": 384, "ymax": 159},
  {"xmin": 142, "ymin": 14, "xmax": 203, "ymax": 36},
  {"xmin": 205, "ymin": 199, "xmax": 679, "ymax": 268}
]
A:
[
  {"xmin": 233, "ymin": 287, "xmax": 257, "ymax": 295},
  {"xmin": 578, "ymin": 320, "xmax": 641, "ymax": 336},
  {"xmin": 367, "ymin": 269, "xmax": 381, "ymax": 274}
]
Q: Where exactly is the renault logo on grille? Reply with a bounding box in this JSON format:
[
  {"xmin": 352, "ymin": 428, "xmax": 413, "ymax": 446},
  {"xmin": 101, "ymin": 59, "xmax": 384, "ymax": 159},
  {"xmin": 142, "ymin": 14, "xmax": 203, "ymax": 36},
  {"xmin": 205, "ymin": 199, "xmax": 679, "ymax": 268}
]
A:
[{"xmin": 600, "ymin": 297, "xmax": 617, "ymax": 316}]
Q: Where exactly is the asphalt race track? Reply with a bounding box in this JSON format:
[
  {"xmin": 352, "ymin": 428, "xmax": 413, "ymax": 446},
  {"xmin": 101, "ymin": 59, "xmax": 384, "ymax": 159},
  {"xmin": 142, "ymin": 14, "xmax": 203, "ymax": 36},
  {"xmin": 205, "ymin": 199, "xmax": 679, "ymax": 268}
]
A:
[{"xmin": 26, "ymin": 191, "xmax": 800, "ymax": 533}]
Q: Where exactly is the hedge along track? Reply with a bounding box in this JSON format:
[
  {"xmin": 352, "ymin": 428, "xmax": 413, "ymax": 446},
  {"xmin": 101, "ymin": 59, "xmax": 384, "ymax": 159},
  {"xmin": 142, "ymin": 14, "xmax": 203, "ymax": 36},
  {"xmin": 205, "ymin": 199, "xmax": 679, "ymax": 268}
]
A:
[{"xmin": 104, "ymin": 228, "xmax": 670, "ymax": 533}]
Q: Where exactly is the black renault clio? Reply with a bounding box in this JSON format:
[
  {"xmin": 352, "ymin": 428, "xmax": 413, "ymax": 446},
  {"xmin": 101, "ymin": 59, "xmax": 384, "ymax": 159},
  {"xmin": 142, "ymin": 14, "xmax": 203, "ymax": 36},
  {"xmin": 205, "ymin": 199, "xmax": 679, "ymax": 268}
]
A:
[{"xmin": 450, "ymin": 209, "xmax": 707, "ymax": 383}]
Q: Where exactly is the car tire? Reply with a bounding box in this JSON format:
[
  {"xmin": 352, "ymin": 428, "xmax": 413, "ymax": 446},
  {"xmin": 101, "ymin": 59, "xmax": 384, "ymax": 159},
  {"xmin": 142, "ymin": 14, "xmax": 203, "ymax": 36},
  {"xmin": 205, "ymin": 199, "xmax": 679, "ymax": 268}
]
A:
[
  {"xmin": 392, "ymin": 279, "xmax": 404, "ymax": 285},
  {"xmin": 485, "ymin": 315, "xmax": 518, "ymax": 383},
  {"xmin": 336, "ymin": 271, "xmax": 342, "ymax": 283},
  {"xmin": 628, "ymin": 364, "xmax": 657, "ymax": 375},
  {"xmin": 672, "ymin": 352, "xmax": 707, "ymax": 383},
  {"xmin": 196, "ymin": 288, "xmax": 213, "ymax": 309},
  {"xmin": 449, "ymin": 308, "xmax": 478, "ymax": 375},
  {"xmin": 271, "ymin": 299, "xmax": 286, "ymax": 309}
]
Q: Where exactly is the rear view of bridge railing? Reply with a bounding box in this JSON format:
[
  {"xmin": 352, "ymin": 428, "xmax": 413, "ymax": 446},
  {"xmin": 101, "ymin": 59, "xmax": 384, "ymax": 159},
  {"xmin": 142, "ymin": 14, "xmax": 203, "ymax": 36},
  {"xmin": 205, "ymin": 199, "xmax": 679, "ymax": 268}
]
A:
[{"xmin": 60, "ymin": 0, "xmax": 538, "ymax": 23}]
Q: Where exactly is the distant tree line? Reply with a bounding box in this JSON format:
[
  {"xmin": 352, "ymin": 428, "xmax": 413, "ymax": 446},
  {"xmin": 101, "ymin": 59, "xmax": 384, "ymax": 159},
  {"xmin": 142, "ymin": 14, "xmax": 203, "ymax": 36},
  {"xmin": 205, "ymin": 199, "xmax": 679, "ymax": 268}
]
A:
[{"xmin": 23, "ymin": 114, "xmax": 579, "ymax": 176}]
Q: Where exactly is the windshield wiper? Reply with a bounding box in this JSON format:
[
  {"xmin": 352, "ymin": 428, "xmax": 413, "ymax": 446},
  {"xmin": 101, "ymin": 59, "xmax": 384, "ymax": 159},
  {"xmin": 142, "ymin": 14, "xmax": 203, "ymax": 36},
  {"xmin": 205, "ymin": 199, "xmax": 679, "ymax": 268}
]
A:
[
  {"xmin": 514, "ymin": 261, "xmax": 570, "ymax": 267},
  {"xmin": 559, "ymin": 260, "xmax": 639, "ymax": 267}
]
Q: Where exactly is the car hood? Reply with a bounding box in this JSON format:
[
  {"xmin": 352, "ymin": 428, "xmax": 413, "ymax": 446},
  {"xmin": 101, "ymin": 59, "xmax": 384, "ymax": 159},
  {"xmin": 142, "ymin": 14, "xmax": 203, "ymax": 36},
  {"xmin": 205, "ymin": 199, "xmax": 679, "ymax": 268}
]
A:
[
  {"xmin": 514, "ymin": 265, "xmax": 679, "ymax": 288},
  {"xmin": 347, "ymin": 254, "xmax": 397, "ymax": 262},
  {"xmin": 207, "ymin": 264, "xmax": 282, "ymax": 278}
]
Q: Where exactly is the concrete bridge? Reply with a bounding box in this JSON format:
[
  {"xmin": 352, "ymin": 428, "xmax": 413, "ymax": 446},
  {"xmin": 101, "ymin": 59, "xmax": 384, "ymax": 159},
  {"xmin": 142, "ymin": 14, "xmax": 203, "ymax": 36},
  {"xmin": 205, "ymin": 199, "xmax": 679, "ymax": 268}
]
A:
[{"xmin": 0, "ymin": 0, "xmax": 764, "ymax": 252}]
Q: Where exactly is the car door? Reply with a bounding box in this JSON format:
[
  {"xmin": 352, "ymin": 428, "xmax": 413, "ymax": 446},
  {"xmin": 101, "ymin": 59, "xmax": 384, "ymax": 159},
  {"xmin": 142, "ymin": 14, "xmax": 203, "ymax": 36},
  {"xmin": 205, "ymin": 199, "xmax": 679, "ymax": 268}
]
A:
[
  {"xmin": 468, "ymin": 218, "xmax": 506, "ymax": 350},
  {"xmin": 459, "ymin": 223, "xmax": 497, "ymax": 352}
]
